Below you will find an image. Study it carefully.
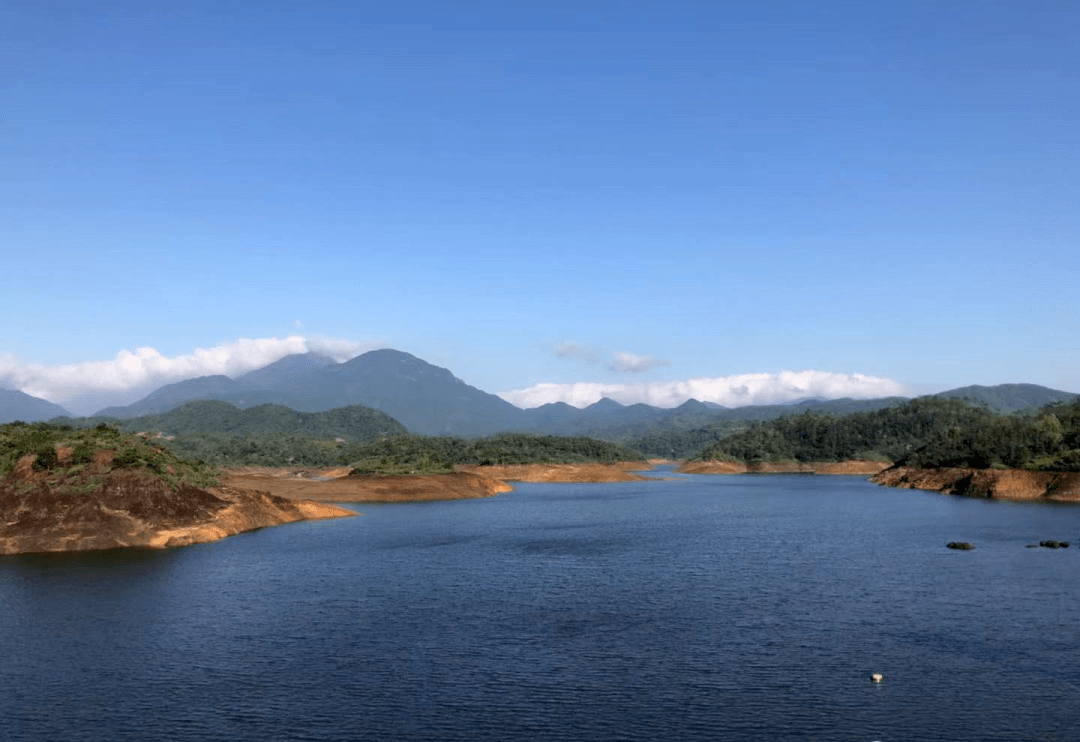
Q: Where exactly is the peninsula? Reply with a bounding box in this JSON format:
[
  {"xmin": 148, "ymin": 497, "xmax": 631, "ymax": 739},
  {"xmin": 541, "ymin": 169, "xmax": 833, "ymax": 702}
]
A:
[{"xmin": 0, "ymin": 423, "xmax": 353, "ymax": 555}]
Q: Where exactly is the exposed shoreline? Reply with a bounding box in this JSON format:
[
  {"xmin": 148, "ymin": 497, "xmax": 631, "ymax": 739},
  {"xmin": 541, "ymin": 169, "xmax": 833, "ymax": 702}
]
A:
[
  {"xmin": 871, "ymin": 466, "xmax": 1080, "ymax": 502},
  {"xmin": 455, "ymin": 461, "xmax": 651, "ymax": 483},
  {"xmin": 221, "ymin": 467, "xmax": 514, "ymax": 503},
  {"xmin": 676, "ymin": 459, "xmax": 891, "ymax": 475},
  {"xmin": 0, "ymin": 465, "xmax": 355, "ymax": 556},
  {"xmin": 1, "ymin": 461, "xmax": 655, "ymax": 555},
  {"xmin": 220, "ymin": 461, "xmax": 651, "ymax": 502}
]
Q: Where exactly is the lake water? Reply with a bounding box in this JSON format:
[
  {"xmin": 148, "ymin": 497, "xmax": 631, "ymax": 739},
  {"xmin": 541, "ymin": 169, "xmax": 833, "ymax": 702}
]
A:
[{"xmin": 2, "ymin": 469, "xmax": 1079, "ymax": 741}]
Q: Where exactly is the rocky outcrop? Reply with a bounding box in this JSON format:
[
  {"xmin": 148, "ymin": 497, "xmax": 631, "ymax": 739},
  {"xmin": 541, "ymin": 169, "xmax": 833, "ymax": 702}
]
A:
[
  {"xmin": 870, "ymin": 466, "xmax": 1080, "ymax": 502},
  {"xmin": 677, "ymin": 459, "xmax": 891, "ymax": 475},
  {"xmin": 0, "ymin": 462, "xmax": 354, "ymax": 555}
]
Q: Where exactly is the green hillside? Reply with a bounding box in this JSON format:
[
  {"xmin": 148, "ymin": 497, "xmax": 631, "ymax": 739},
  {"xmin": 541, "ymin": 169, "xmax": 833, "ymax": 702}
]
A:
[
  {"xmin": 934, "ymin": 383, "xmax": 1078, "ymax": 414},
  {"xmin": 693, "ymin": 396, "xmax": 1080, "ymax": 473},
  {"xmin": 1, "ymin": 422, "xmax": 218, "ymax": 489},
  {"xmin": 900, "ymin": 399, "xmax": 1080, "ymax": 471},
  {"xmin": 348, "ymin": 433, "xmax": 647, "ymax": 475},
  {"xmin": 696, "ymin": 397, "xmax": 997, "ymax": 464},
  {"xmin": 54, "ymin": 400, "xmax": 408, "ymax": 441}
]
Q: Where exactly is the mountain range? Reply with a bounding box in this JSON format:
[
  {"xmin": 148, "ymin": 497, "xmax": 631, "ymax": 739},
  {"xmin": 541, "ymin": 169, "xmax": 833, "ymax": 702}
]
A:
[{"xmin": 2, "ymin": 349, "xmax": 1077, "ymax": 436}]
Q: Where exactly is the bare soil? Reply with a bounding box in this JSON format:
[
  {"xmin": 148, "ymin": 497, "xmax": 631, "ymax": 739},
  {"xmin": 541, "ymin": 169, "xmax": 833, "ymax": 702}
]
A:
[
  {"xmin": 871, "ymin": 466, "xmax": 1080, "ymax": 502},
  {"xmin": 220, "ymin": 467, "xmax": 513, "ymax": 502},
  {"xmin": 455, "ymin": 461, "xmax": 652, "ymax": 483},
  {"xmin": 0, "ymin": 454, "xmax": 354, "ymax": 555},
  {"xmin": 677, "ymin": 459, "xmax": 891, "ymax": 475}
]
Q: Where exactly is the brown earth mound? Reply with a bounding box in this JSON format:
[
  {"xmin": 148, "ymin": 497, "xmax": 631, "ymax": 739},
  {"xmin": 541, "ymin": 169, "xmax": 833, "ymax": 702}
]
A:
[
  {"xmin": 677, "ymin": 459, "xmax": 890, "ymax": 475},
  {"xmin": 220, "ymin": 467, "xmax": 513, "ymax": 502},
  {"xmin": 0, "ymin": 455, "xmax": 354, "ymax": 555},
  {"xmin": 871, "ymin": 466, "xmax": 1080, "ymax": 502},
  {"xmin": 456, "ymin": 461, "xmax": 652, "ymax": 483}
]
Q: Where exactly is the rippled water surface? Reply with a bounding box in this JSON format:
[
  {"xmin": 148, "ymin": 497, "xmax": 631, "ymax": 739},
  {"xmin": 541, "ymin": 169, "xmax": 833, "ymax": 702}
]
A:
[{"xmin": 3, "ymin": 471, "xmax": 1079, "ymax": 741}]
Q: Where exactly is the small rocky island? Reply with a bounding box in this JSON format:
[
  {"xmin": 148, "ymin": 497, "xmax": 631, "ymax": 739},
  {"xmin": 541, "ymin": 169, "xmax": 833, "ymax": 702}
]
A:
[{"xmin": 0, "ymin": 423, "xmax": 353, "ymax": 555}]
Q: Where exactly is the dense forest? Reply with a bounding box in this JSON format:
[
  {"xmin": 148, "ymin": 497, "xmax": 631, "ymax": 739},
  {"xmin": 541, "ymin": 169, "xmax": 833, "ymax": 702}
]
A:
[
  {"xmin": 346, "ymin": 433, "xmax": 646, "ymax": 475},
  {"xmin": 3, "ymin": 420, "xmax": 646, "ymax": 477},
  {"xmin": 899, "ymin": 399, "xmax": 1080, "ymax": 471},
  {"xmin": 694, "ymin": 397, "xmax": 1080, "ymax": 472},
  {"xmin": 696, "ymin": 398, "xmax": 996, "ymax": 463},
  {"xmin": 145, "ymin": 431, "xmax": 646, "ymax": 473},
  {"xmin": 624, "ymin": 422, "xmax": 744, "ymax": 459}
]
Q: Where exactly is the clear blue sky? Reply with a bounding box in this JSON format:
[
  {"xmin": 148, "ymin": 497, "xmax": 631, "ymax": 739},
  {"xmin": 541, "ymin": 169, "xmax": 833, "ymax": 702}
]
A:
[{"xmin": 2, "ymin": 0, "xmax": 1077, "ymax": 412}]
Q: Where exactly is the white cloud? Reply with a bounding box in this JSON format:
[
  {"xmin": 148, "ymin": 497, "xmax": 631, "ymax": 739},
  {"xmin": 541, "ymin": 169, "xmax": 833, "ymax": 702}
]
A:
[
  {"xmin": 609, "ymin": 352, "xmax": 668, "ymax": 374},
  {"xmin": 553, "ymin": 342, "xmax": 600, "ymax": 363},
  {"xmin": 552, "ymin": 341, "xmax": 668, "ymax": 374},
  {"xmin": 498, "ymin": 371, "xmax": 909, "ymax": 409},
  {"xmin": 0, "ymin": 335, "xmax": 380, "ymax": 416}
]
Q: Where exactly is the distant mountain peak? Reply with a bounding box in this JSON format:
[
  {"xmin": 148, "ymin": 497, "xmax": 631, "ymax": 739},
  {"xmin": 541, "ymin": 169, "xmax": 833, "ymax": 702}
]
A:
[
  {"xmin": 236, "ymin": 352, "xmax": 335, "ymax": 389},
  {"xmin": 587, "ymin": 397, "xmax": 625, "ymax": 411},
  {"xmin": 0, "ymin": 389, "xmax": 73, "ymax": 424}
]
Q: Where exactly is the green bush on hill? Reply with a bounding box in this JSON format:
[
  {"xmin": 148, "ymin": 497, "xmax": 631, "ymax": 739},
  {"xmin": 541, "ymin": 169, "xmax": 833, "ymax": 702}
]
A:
[{"xmin": 0, "ymin": 422, "xmax": 219, "ymax": 489}]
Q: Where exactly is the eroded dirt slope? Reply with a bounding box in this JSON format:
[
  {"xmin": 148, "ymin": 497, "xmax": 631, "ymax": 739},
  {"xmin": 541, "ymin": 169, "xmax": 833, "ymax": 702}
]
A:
[
  {"xmin": 871, "ymin": 466, "xmax": 1080, "ymax": 501},
  {"xmin": 0, "ymin": 454, "xmax": 353, "ymax": 555},
  {"xmin": 677, "ymin": 460, "xmax": 890, "ymax": 475}
]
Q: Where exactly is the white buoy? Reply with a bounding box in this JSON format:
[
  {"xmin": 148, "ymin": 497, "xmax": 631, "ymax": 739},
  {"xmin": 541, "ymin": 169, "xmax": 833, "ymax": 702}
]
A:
[{"xmin": 871, "ymin": 673, "xmax": 884, "ymax": 683}]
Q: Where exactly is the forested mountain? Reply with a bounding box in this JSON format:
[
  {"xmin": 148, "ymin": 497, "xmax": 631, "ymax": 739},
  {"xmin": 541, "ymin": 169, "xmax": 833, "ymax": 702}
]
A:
[
  {"xmin": 232, "ymin": 352, "xmax": 335, "ymax": 389},
  {"xmin": 94, "ymin": 351, "xmax": 528, "ymax": 436},
  {"xmin": 0, "ymin": 389, "xmax": 73, "ymax": 424},
  {"xmin": 65, "ymin": 400, "xmax": 407, "ymax": 440},
  {"xmin": 933, "ymin": 383, "xmax": 1078, "ymax": 413},
  {"xmin": 696, "ymin": 397, "xmax": 998, "ymax": 464},
  {"xmin": 900, "ymin": 399, "xmax": 1080, "ymax": 471},
  {"xmin": 94, "ymin": 375, "xmax": 240, "ymax": 418},
  {"xmin": 51, "ymin": 400, "xmax": 409, "ymax": 469},
  {"xmin": 693, "ymin": 396, "xmax": 1080, "ymax": 472},
  {"xmin": 619, "ymin": 397, "xmax": 911, "ymax": 457}
]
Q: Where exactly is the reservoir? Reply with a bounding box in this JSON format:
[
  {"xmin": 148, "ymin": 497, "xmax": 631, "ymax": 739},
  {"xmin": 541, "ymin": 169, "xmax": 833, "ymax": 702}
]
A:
[{"xmin": 2, "ymin": 470, "xmax": 1078, "ymax": 741}]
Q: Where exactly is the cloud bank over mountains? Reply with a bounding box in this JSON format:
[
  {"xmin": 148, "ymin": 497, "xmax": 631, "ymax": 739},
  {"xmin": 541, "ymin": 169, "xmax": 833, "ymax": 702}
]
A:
[
  {"xmin": 0, "ymin": 336, "xmax": 380, "ymax": 416},
  {"xmin": 1, "ymin": 336, "xmax": 909, "ymax": 416},
  {"xmin": 498, "ymin": 371, "xmax": 910, "ymax": 410}
]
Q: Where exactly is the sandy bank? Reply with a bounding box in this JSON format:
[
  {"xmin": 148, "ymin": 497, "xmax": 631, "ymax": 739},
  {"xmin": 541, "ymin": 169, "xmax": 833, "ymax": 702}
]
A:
[
  {"xmin": 456, "ymin": 461, "xmax": 652, "ymax": 483},
  {"xmin": 221, "ymin": 467, "xmax": 513, "ymax": 502},
  {"xmin": 871, "ymin": 466, "xmax": 1080, "ymax": 502},
  {"xmin": 677, "ymin": 459, "xmax": 891, "ymax": 475}
]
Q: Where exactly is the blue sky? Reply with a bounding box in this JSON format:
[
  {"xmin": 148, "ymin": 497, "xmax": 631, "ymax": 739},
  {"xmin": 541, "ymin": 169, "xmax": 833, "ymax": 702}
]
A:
[{"xmin": 2, "ymin": 1, "xmax": 1077, "ymax": 414}]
